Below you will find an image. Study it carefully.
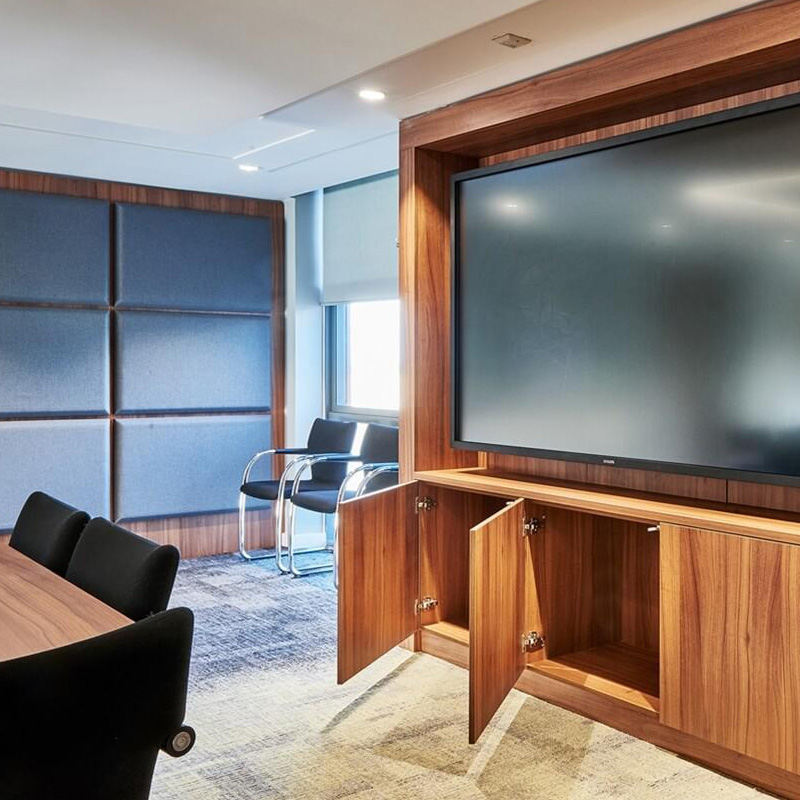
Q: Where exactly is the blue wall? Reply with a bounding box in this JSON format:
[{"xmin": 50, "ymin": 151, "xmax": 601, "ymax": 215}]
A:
[{"xmin": 0, "ymin": 190, "xmax": 277, "ymax": 529}]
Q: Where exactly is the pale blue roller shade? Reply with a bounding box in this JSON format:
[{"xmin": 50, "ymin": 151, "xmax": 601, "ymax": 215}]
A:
[{"xmin": 322, "ymin": 171, "xmax": 398, "ymax": 303}]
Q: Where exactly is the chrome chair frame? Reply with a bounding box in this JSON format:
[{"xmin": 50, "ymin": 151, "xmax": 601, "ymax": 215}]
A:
[
  {"xmin": 238, "ymin": 449, "xmax": 345, "ymax": 573},
  {"xmin": 287, "ymin": 457, "xmax": 399, "ymax": 578}
]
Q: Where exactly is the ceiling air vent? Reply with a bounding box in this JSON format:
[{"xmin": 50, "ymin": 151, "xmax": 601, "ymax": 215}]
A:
[{"xmin": 492, "ymin": 32, "xmax": 532, "ymax": 49}]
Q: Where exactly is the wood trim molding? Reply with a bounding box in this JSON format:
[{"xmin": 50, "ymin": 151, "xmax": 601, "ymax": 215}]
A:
[{"xmin": 400, "ymin": 0, "xmax": 800, "ymax": 155}]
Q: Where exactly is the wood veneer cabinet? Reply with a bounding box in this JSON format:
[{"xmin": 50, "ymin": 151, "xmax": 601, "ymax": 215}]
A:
[
  {"xmin": 337, "ymin": 469, "xmax": 800, "ymax": 797},
  {"xmin": 370, "ymin": 2, "xmax": 800, "ymax": 794}
]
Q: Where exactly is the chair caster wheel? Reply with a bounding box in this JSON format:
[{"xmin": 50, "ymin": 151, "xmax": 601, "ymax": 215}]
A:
[{"xmin": 163, "ymin": 725, "xmax": 196, "ymax": 757}]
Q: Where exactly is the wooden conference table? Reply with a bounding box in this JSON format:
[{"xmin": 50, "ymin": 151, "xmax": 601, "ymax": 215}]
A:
[{"xmin": 0, "ymin": 543, "xmax": 130, "ymax": 663}]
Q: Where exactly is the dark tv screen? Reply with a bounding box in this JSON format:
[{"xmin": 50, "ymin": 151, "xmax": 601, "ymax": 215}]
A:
[{"xmin": 453, "ymin": 99, "xmax": 800, "ymax": 483}]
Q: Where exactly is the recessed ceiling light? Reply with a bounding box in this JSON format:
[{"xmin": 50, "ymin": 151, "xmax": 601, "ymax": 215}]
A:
[
  {"xmin": 238, "ymin": 164, "xmax": 260, "ymax": 173},
  {"xmin": 359, "ymin": 88, "xmax": 386, "ymax": 102}
]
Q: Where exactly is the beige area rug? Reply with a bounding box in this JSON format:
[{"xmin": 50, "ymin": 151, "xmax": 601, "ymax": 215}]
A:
[{"xmin": 151, "ymin": 556, "xmax": 766, "ymax": 800}]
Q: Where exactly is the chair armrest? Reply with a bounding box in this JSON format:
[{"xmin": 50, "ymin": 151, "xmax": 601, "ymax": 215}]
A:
[{"xmin": 273, "ymin": 447, "xmax": 310, "ymax": 455}]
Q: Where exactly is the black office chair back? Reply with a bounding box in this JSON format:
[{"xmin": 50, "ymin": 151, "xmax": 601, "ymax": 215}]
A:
[
  {"xmin": 66, "ymin": 518, "xmax": 179, "ymax": 621},
  {"xmin": 0, "ymin": 607, "xmax": 194, "ymax": 800},
  {"xmin": 360, "ymin": 423, "xmax": 399, "ymax": 493},
  {"xmin": 9, "ymin": 491, "xmax": 90, "ymax": 576},
  {"xmin": 306, "ymin": 418, "xmax": 358, "ymax": 486}
]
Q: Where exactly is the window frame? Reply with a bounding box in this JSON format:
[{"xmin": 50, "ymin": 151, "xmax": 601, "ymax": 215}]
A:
[{"xmin": 324, "ymin": 303, "xmax": 400, "ymax": 424}]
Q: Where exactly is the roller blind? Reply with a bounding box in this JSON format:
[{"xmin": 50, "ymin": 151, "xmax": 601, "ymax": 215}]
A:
[{"xmin": 322, "ymin": 171, "xmax": 398, "ymax": 304}]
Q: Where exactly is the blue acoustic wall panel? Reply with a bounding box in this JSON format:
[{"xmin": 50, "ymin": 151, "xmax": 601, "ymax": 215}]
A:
[
  {"xmin": 115, "ymin": 415, "xmax": 272, "ymax": 520},
  {"xmin": 0, "ymin": 420, "xmax": 110, "ymax": 530},
  {"xmin": 0, "ymin": 190, "xmax": 110, "ymax": 304},
  {"xmin": 0, "ymin": 307, "xmax": 110, "ymax": 417},
  {"xmin": 115, "ymin": 311, "xmax": 271, "ymax": 413},
  {"xmin": 116, "ymin": 204, "xmax": 272, "ymax": 312}
]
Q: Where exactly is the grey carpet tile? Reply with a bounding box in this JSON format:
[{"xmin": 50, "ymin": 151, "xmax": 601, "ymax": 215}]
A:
[{"xmin": 151, "ymin": 555, "xmax": 766, "ymax": 800}]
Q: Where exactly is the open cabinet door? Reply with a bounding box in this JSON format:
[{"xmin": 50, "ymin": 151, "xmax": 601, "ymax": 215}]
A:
[
  {"xmin": 469, "ymin": 498, "xmax": 527, "ymax": 743},
  {"xmin": 338, "ymin": 481, "xmax": 419, "ymax": 684}
]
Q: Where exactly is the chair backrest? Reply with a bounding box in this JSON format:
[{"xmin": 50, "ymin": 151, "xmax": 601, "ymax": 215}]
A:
[
  {"xmin": 9, "ymin": 491, "xmax": 90, "ymax": 576},
  {"xmin": 66, "ymin": 518, "xmax": 180, "ymax": 621},
  {"xmin": 0, "ymin": 607, "xmax": 193, "ymax": 800},
  {"xmin": 360, "ymin": 423, "xmax": 399, "ymax": 493},
  {"xmin": 306, "ymin": 418, "xmax": 358, "ymax": 485}
]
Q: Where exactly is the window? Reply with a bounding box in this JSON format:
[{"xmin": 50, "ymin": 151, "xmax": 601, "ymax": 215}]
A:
[{"xmin": 326, "ymin": 299, "xmax": 400, "ymax": 421}]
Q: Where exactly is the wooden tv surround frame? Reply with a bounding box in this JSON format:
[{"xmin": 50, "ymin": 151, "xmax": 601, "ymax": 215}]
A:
[{"xmin": 337, "ymin": 2, "xmax": 800, "ymax": 797}]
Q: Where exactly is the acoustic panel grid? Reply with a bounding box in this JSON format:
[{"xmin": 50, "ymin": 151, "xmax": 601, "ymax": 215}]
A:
[{"xmin": 0, "ymin": 191, "xmax": 276, "ymax": 528}]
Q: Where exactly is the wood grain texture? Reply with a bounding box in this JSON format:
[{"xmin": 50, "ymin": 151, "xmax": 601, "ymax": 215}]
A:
[
  {"xmin": 728, "ymin": 479, "xmax": 800, "ymax": 515},
  {"xmin": 400, "ymin": 0, "xmax": 800, "ymax": 154},
  {"xmin": 469, "ymin": 498, "xmax": 526, "ymax": 743},
  {"xmin": 126, "ymin": 508, "xmax": 273, "ymax": 559},
  {"xmin": 418, "ymin": 486, "xmax": 504, "ymax": 627},
  {"xmin": 661, "ymin": 524, "xmax": 800, "ymax": 773},
  {"xmin": 0, "ymin": 546, "xmax": 130, "ymax": 662},
  {"xmin": 337, "ymin": 482, "xmax": 419, "ymax": 684},
  {"xmin": 532, "ymin": 643, "xmax": 659, "ymax": 713},
  {"xmin": 486, "ymin": 453, "xmax": 727, "ymax": 503},
  {"xmin": 415, "ymin": 469, "xmax": 800, "ymax": 544},
  {"xmin": 0, "ymin": 167, "xmax": 285, "ymax": 555},
  {"xmin": 398, "ymin": 148, "xmax": 479, "ymax": 481}
]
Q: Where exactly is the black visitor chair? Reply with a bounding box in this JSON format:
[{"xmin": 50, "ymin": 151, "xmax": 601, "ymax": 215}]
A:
[
  {"xmin": 0, "ymin": 607, "xmax": 195, "ymax": 800},
  {"xmin": 9, "ymin": 491, "xmax": 90, "ymax": 577},
  {"xmin": 66, "ymin": 518, "xmax": 180, "ymax": 621},
  {"xmin": 287, "ymin": 422, "xmax": 399, "ymax": 578},
  {"xmin": 237, "ymin": 417, "xmax": 358, "ymax": 572}
]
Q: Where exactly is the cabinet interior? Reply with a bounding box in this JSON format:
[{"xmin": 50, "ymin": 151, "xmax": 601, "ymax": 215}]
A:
[{"xmin": 417, "ymin": 485, "xmax": 661, "ymax": 711}]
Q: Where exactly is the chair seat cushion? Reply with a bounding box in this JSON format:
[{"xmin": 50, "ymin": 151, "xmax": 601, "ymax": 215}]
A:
[
  {"xmin": 289, "ymin": 490, "xmax": 343, "ymax": 514},
  {"xmin": 240, "ymin": 479, "xmax": 338, "ymax": 501}
]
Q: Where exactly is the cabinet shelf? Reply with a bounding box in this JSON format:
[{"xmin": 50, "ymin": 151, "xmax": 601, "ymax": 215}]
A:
[
  {"xmin": 529, "ymin": 643, "xmax": 660, "ymax": 714},
  {"xmin": 423, "ymin": 619, "xmax": 469, "ymax": 645}
]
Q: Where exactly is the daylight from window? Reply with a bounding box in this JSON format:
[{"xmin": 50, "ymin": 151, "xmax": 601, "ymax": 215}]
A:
[{"xmin": 346, "ymin": 299, "xmax": 400, "ymax": 411}]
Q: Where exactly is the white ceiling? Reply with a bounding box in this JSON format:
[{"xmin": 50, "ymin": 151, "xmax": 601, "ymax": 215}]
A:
[{"xmin": 0, "ymin": 0, "xmax": 759, "ymax": 200}]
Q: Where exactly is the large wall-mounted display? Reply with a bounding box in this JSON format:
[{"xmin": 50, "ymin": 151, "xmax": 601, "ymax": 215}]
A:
[
  {"xmin": 453, "ymin": 97, "xmax": 800, "ymax": 486},
  {"xmin": 0, "ymin": 188, "xmax": 279, "ymax": 529}
]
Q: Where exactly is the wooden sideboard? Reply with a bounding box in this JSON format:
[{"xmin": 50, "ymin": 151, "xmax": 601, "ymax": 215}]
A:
[
  {"xmin": 338, "ymin": 469, "xmax": 800, "ymax": 796},
  {"xmin": 338, "ymin": 2, "xmax": 800, "ymax": 796}
]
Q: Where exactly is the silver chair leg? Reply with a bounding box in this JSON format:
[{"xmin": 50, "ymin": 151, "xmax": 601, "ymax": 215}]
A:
[{"xmin": 238, "ymin": 490, "xmax": 277, "ymax": 562}]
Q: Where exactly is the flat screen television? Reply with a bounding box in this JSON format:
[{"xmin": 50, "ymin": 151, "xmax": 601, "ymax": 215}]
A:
[{"xmin": 452, "ymin": 96, "xmax": 800, "ymax": 485}]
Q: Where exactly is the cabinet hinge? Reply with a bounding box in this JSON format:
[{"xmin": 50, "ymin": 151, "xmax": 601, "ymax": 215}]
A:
[
  {"xmin": 521, "ymin": 631, "xmax": 546, "ymax": 652},
  {"xmin": 646, "ymin": 524, "xmax": 660, "ymax": 534},
  {"xmin": 523, "ymin": 515, "xmax": 545, "ymax": 536},
  {"xmin": 415, "ymin": 496, "xmax": 436, "ymax": 513},
  {"xmin": 416, "ymin": 596, "xmax": 439, "ymax": 613}
]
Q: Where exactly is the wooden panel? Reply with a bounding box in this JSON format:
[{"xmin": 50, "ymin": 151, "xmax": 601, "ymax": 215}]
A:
[
  {"xmin": 532, "ymin": 643, "xmax": 659, "ymax": 713},
  {"xmin": 619, "ymin": 521, "xmax": 660, "ymax": 653},
  {"xmin": 400, "ymin": 0, "xmax": 800, "ymax": 155},
  {"xmin": 399, "ymin": 148, "xmax": 479, "ymax": 481},
  {"xmin": 418, "ymin": 486, "xmax": 504, "ymax": 627},
  {"xmin": 469, "ymin": 498, "xmax": 526, "ymax": 743},
  {"xmin": 338, "ymin": 482, "xmax": 419, "ymax": 684},
  {"xmin": 532, "ymin": 506, "xmax": 614, "ymax": 658},
  {"xmin": 0, "ymin": 546, "xmax": 130, "ymax": 662},
  {"xmin": 127, "ymin": 508, "xmax": 272, "ymax": 559},
  {"xmin": 728, "ymin": 479, "xmax": 800, "ymax": 515},
  {"xmin": 661, "ymin": 525, "xmax": 800, "ymax": 773},
  {"xmin": 415, "ymin": 468, "xmax": 800, "ymax": 544}
]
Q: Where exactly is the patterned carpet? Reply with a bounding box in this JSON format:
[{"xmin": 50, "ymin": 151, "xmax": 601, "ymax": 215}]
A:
[{"xmin": 151, "ymin": 555, "xmax": 765, "ymax": 800}]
